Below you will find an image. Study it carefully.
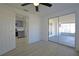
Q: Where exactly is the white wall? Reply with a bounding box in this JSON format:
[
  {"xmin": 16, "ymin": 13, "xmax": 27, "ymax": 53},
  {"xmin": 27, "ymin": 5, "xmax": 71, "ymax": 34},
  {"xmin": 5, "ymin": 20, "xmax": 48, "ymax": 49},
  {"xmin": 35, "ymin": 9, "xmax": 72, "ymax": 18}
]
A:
[
  {"xmin": 11, "ymin": 4, "xmax": 41, "ymax": 44},
  {"xmin": 40, "ymin": 7, "xmax": 79, "ymax": 51},
  {"xmin": 7, "ymin": 4, "xmax": 41, "ymax": 44},
  {"xmin": 40, "ymin": 17, "xmax": 48, "ymax": 41},
  {"xmin": 28, "ymin": 14, "xmax": 40, "ymax": 44},
  {"xmin": 0, "ymin": 4, "xmax": 41, "ymax": 55},
  {"xmin": 75, "ymin": 8, "xmax": 79, "ymax": 51},
  {"xmin": 0, "ymin": 5, "xmax": 15, "ymax": 55}
]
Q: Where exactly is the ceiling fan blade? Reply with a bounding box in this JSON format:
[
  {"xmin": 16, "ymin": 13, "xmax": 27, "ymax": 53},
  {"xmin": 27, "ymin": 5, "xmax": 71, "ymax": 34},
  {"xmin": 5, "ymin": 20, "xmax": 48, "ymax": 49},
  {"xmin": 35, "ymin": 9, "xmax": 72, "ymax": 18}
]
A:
[
  {"xmin": 35, "ymin": 6, "xmax": 39, "ymax": 12},
  {"xmin": 21, "ymin": 3, "xmax": 31, "ymax": 6},
  {"xmin": 40, "ymin": 3, "xmax": 52, "ymax": 7}
]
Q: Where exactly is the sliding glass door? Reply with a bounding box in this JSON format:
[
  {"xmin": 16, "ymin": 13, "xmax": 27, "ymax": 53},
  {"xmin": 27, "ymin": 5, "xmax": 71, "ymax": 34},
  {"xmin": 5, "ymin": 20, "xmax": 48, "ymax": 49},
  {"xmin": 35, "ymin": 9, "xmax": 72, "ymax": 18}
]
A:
[
  {"xmin": 59, "ymin": 14, "xmax": 75, "ymax": 47},
  {"xmin": 49, "ymin": 18, "xmax": 59, "ymax": 42},
  {"xmin": 48, "ymin": 14, "xmax": 75, "ymax": 47}
]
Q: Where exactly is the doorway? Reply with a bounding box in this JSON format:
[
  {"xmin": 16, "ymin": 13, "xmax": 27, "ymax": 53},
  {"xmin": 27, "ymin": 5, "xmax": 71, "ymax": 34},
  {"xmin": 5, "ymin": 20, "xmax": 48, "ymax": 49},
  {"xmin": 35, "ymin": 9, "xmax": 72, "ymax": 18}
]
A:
[
  {"xmin": 48, "ymin": 13, "xmax": 75, "ymax": 48},
  {"xmin": 15, "ymin": 14, "xmax": 27, "ymax": 49}
]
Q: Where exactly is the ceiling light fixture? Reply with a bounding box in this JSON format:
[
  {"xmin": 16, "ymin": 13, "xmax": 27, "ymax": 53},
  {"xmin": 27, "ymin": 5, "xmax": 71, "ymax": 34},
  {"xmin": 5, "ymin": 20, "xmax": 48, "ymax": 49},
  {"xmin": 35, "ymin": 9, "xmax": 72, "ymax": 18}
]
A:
[{"xmin": 33, "ymin": 3, "xmax": 39, "ymax": 6}]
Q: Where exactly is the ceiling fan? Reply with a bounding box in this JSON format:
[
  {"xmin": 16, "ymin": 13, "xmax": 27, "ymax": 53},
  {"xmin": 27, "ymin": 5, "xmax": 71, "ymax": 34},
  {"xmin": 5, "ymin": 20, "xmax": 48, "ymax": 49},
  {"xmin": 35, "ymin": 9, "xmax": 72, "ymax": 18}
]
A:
[{"xmin": 21, "ymin": 3, "xmax": 52, "ymax": 12}]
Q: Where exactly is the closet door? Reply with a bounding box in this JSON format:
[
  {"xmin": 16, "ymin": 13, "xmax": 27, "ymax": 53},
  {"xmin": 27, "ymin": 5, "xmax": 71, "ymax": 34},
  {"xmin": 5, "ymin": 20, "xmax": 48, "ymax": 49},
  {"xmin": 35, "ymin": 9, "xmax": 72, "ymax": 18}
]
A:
[
  {"xmin": 49, "ymin": 17, "xmax": 59, "ymax": 42},
  {"xmin": 59, "ymin": 14, "xmax": 75, "ymax": 47}
]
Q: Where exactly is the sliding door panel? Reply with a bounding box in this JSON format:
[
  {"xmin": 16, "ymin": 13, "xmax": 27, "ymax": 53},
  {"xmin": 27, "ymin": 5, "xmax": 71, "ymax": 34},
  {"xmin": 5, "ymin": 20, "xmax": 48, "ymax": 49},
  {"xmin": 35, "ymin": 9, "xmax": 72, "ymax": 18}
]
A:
[
  {"xmin": 59, "ymin": 14, "xmax": 75, "ymax": 47},
  {"xmin": 49, "ymin": 18, "xmax": 59, "ymax": 42}
]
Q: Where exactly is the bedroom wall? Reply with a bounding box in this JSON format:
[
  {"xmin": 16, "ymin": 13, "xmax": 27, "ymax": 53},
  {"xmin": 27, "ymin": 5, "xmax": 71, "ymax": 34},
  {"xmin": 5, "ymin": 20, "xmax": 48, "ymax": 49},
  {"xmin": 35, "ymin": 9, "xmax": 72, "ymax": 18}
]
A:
[
  {"xmin": 28, "ymin": 14, "xmax": 41, "ymax": 44},
  {"xmin": 0, "ymin": 4, "xmax": 41, "ymax": 55},
  {"xmin": 11, "ymin": 4, "xmax": 41, "ymax": 44},
  {"xmin": 0, "ymin": 5, "xmax": 15, "ymax": 55},
  {"xmin": 40, "ymin": 6, "xmax": 79, "ymax": 51}
]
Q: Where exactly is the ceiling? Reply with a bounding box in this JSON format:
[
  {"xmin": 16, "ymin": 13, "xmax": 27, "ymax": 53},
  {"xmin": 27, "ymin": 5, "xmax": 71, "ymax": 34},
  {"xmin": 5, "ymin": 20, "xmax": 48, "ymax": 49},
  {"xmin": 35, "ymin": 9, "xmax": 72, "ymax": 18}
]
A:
[{"xmin": 5, "ymin": 3, "xmax": 79, "ymax": 16}]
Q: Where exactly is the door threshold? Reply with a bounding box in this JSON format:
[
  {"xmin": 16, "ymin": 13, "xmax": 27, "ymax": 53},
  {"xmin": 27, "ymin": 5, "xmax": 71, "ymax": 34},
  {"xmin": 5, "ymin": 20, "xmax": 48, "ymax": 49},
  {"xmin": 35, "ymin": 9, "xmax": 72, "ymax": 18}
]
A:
[{"xmin": 48, "ymin": 40, "xmax": 75, "ymax": 49}]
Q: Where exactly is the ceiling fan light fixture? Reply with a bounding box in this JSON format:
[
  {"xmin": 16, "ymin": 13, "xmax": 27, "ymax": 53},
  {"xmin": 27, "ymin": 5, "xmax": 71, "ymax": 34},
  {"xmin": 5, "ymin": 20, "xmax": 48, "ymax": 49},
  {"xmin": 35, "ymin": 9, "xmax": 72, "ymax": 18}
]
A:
[
  {"xmin": 21, "ymin": 3, "xmax": 52, "ymax": 12},
  {"xmin": 33, "ymin": 3, "xmax": 39, "ymax": 6}
]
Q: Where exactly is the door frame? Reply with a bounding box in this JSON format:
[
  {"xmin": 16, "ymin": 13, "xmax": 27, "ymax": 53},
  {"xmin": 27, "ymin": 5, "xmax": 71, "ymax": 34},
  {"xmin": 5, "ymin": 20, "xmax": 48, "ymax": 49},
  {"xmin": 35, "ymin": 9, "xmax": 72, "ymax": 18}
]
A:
[{"xmin": 48, "ymin": 12, "xmax": 76, "ymax": 48}]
